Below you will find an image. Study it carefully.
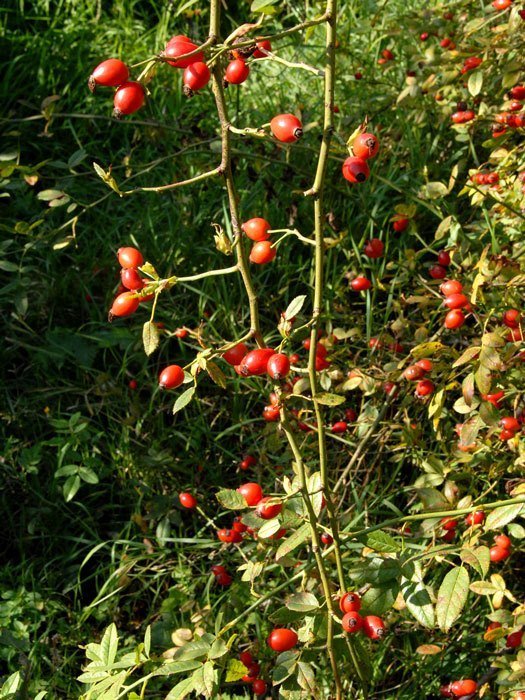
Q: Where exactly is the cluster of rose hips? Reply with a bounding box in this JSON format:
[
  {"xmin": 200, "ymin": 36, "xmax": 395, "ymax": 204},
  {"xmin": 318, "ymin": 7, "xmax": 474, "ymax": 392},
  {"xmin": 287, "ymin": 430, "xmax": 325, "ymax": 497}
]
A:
[
  {"xmin": 339, "ymin": 592, "xmax": 386, "ymax": 640},
  {"xmin": 439, "ymin": 278, "xmax": 470, "ymax": 330},
  {"xmin": 88, "ymin": 58, "xmax": 145, "ymax": 118},
  {"xmin": 216, "ymin": 482, "xmax": 283, "ymax": 546},
  {"xmin": 440, "ymin": 512, "xmax": 514, "ymax": 563},
  {"xmin": 377, "ymin": 48, "xmax": 394, "ymax": 66},
  {"xmin": 502, "ymin": 308, "xmax": 523, "ymax": 343},
  {"xmin": 428, "ymin": 249, "xmax": 452, "ymax": 280},
  {"xmin": 108, "ymin": 247, "xmax": 152, "ymax": 320},
  {"xmin": 493, "ymin": 84, "xmax": 525, "ymax": 136},
  {"xmin": 402, "ymin": 358, "xmax": 435, "ymax": 398},
  {"xmin": 210, "ymin": 564, "xmax": 233, "ymax": 587},
  {"xmin": 486, "ymin": 621, "xmax": 523, "ymax": 649},
  {"xmin": 342, "ymin": 132, "xmax": 379, "ymax": 185},
  {"xmin": 241, "ymin": 217, "xmax": 276, "ymax": 265},
  {"xmin": 238, "ymin": 648, "xmax": 267, "ymax": 696},
  {"xmin": 222, "ymin": 343, "xmax": 291, "ymax": 380}
]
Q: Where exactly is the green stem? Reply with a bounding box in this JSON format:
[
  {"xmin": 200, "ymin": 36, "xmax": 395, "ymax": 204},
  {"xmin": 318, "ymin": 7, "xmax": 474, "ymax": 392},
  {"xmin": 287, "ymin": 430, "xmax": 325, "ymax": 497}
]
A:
[{"xmin": 208, "ymin": 3, "xmax": 263, "ymax": 347}]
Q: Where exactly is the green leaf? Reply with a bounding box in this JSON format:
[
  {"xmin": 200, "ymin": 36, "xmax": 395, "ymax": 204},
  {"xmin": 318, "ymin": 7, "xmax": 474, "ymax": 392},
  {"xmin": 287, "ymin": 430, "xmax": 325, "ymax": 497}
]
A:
[
  {"xmin": 470, "ymin": 580, "xmax": 498, "ymax": 596},
  {"xmin": 284, "ymin": 295, "xmax": 307, "ymax": 320},
  {"xmin": 258, "ymin": 518, "xmax": 282, "ymax": 539},
  {"xmin": 485, "ymin": 504, "xmax": 525, "ymax": 531},
  {"xmin": 269, "ymin": 607, "xmax": 307, "ymax": 625},
  {"xmin": 436, "ymin": 566, "xmax": 469, "ymax": 632},
  {"xmin": 63, "ymin": 474, "xmax": 81, "ymax": 502},
  {"xmin": 239, "ymin": 560, "xmax": 264, "ymax": 584},
  {"xmin": 460, "ymin": 546, "xmax": 490, "ymax": 577},
  {"xmin": 216, "ymin": 488, "xmax": 246, "ymax": 510},
  {"xmin": 172, "ymin": 386, "xmax": 195, "ymax": 414},
  {"xmin": 143, "ymin": 321, "xmax": 160, "ymax": 356},
  {"xmin": 225, "ymin": 659, "xmax": 248, "ymax": 682},
  {"xmin": 361, "ymin": 584, "xmax": 399, "ymax": 615},
  {"xmin": 251, "ymin": 0, "xmax": 278, "ymax": 11},
  {"xmin": 297, "ymin": 661, "xmax": 317, "ymax": 694},
  {"xmin": 286, "ymin": 592, "xmax": 319, "ymax": 612},
  {"xmin": 272, "ymin": 654, "xmax": 297, "ymax": 684},
  {"xmin": 401, "ymin": 578, "xmax": 435, "ymax": 628},
  {"xmin": 208, "ymin": 638, "xmax": 227, "ymax": 660},
  {"xmin": 165, "ymin": 675, "xmax": 195, "ymax": 700},
  {"xmin": 78, "ymin": 467, "xmax": 99, "ymax": 484},
  {"xmin": 172, "ymin": 640, "xmax": 211, "ymax": 662},
  {"xmin": 275, "ymin": 523, "xmax": 310, "ymax": 561},
  {"xmin": 0, "ymin": 672, "xmax": 21, "ymax": 698},
  {"xmin": 206, "ymin": 361, "xmax": 227, "ymax": 388},
  {"xmin": 37, "ymin": 188, "xmax": 65, "ymax": 201},
  {"xmin": 100, "ymin": 623, "xmax": 119, "ymax": 666},
  {"xmin": 152, "ymin": 660, "xmax": 202, "ymax": 677},
  {"xmin": 365, "ymin": 530, "xmax": 400, "ymax": 553},
  {"xmin": 315, "ymin": 392, "xmax": 345, "ymax": 406},
  {"xmin": 468, "ymin": 70, "xmax": 483, "ymax": 96}
]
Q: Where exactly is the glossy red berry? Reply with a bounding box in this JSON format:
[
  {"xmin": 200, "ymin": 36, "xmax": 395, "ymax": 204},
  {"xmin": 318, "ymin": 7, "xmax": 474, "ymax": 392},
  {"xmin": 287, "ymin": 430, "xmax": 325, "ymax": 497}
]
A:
[
  {"xmin": 109, "ymin": 292, "xmax": 140, "ymax": 320},
  {"xmin": 403, "ymin": 365, "xmax": 424, "ymax": 381},
  {"xmin": 249, "ymin": 240, "xmax": 276, "ymax": 264},
  {"xmin": 113, "ymin": 82, "xmax": 145, "ymax": 118},
  {"xmin": 183, "ymin": 62, "xmax": 210, "ymax": 95},
  {"xmin": 159, "ymin": 364, "xmax": 185, "ymax": 389},
  {"xmin": 490, "ymin": 545, "xmax": 510, "ymax": 562},
  {"xmin": 393, "ymin": 217, "xmax": 409, "ymax": 232},
  {"xmin": 239, "ymin": 348, "xmax": 275, "ymax": 376},
  {"xmin": 232, "ymin": 516, "xmax": 247, "ymax": 534},
  {"xmin": 444, "ymin": 293, "xmax": 468, "ymax": 310},
  {"xmin": 450, "ymin": 680, "xmax": 477, "ymax": 697},
  {"xmin": 494, "ymin": 534, "xmax": 512, "ymax": 549},
  {"xmin": 492, "ymin": 0, "xmax": 512, "ymax": 9},
  {"xmin": 253, "ymin": 39, "xmax": 271, "ymax": 58},
  {"xmin": 217, "ymin": 528, "xmax": 242, "ymax": 544},
  {"xmin": 362, "ymin": 615, "xmax": 386, "ymax": 640},
  {"xmin": 239, "ymin": 650, "xmax": 254, "ymax": 667},
  {"xmin": 342, "ymin": 156, "xmax": 370, "ymax": 183},
  {"xmin": 165, "ymin": 36, "xmax": 203, "ymax": 68},
  {"xmin": 267, "ymin": 628, "xmax": 298, "ymax": 652},
  {"xmin": 441, "ymin": 517, "xmax": 459, "ymax": 531},
  {"xmin": 440, "ymin": 280, "xmax": 463, "ymax": 295},
  {"xmin": 437, "ymin": 250, "xmax": 451, "ymax": 266},
  {"xmin": 242, "ymin": 218, "xmax": 271, "ymax": 242},
  {"xmin": 429, "ymin": 264, "xmax": 447, "ymax": 279},
  {"xmin": 503, "ymin": 309, "xmax": 521, "ymax": 328},
  {"xmin": 363, "ymin": 238, "xmax": 384, "ymax": 259},
  {"xmin": 342, "ymin": 611, "xmax": 363, "ymax": 633},
  {"xmin": 331, "ymin": 421, "xmax": 348, "ymax": 434},
  {"xmin": 121, "ymin": 268, "xmax": 144, "ymax": 291},
  {"xmin": 223, "ymin": 342, "xmax": 248, "ymax": 366},
  {"xmin": 321, "ymin": 532, "xmax": 333, "ymax": 545},
  {"xmin": 240, "ymin": 455, "xmax": 257, "ymax": 471},
  {"xmin": 118, "ymin": 246, "xmax": 144, "ymax": 269},
  {"xmin": 416, "ymin": 359, "xmax": 433, "ymax": 373},
  {"xmin": 465, "ymin": 511, "xmax": 485, "ymax": 526},
  {"xmin": 350, "ymin": 276, "xmax": 371, "ymax": 291},
  {"xmin": 256, "ymin": 497, "xmax": 282, "ymax": 520},
  {"xmin": 267, "ymin": 353, "xmax": 291, "ymax": 380},
  {"xmin": 444, "ymin": 309, "xmax": 465, "ymax": 329},
  {"xmin": 237, "ymin": 482, "xmax": 263, "ymax": 507},
  {"xmin": 382, "ymin": 49, "xmax": 394, "ymax": 60},
  {"xmin": 270, "ymin": 114, "xmax": 303, "ymax": 143},
  {"xmin": 128, "ymin": 379, "xmax": 138, "ymax": 390},
  {"xmin": 225, "ymin": 59, "xmax": 250, "ymax": 84},
  {"xmin": 339, "ymin": 592, "xmax": 361, "ymax": 613},
  {"xmin": 89, "ymin": 59, "xmax": 129, "ymax": 91},
  {"xmin": 252, "ymin": 679, "xmax": 267, "ymax": 695},
  {"xmin": 506, "ymin": 629, "xmax": 523, "ymax": 648},
  {"xmin": 179, "ymin": 492, "xmax": 197, "ymax": 509},
  {"xmin": 415, "ymin": 379, "xmax": 434, "ymax": 397},
  {"xmin": 353, "ymin": 133, "xmax": 379, "ymax": 160},
  {"xmin": 215, "ymin": 572, "xmax": 232, "ymax": 586},
  {"xmin": 500, "ymin": 416, "xmax": 520, "ymax": 432}
]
